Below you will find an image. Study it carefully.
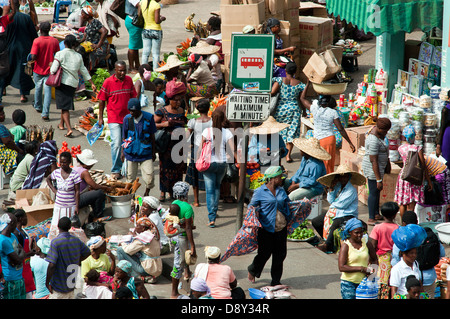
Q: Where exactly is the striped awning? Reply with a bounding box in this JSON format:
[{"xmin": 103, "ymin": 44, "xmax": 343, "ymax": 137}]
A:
[{"xmin": 326, "ymin": 0, "xmax": 443, "ymax": 36}]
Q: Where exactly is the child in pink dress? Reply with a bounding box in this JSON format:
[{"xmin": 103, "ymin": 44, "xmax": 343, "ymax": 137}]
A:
[{"xmin": 369, "ymin": 201, "xmax": 400, "ymax": 299}]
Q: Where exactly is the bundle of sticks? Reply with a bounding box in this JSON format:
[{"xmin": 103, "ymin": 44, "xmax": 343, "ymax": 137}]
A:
[{"xmin": 106, "ymin": 178, "xmax": 141, "ymax": 196}]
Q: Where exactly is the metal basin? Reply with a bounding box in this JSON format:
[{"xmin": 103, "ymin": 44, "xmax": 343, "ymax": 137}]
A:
[{"xmin": 107, "ymin": 193, "xmax": 135, "ymax": 203}]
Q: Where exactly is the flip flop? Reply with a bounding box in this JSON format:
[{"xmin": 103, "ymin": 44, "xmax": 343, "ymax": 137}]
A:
[
  {"xmin": 65, "ymin": 131, "xmax": 74, "ymax": 138},
  {"xmin": 20, "ymin": 97, "xmax": 28, "ymax": 103}
]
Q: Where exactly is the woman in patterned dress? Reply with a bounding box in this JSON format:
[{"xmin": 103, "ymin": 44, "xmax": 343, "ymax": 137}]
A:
[
  {"xmin": 271, "ymin": 62, "xmax": 305, "ymax": 162},
  {"xmin": 80, "ymin": 5, "xmax": 109, "ymax": 72},
  {"xmin": 394, "ymin": 125, "xmax": 432, "ymax": 217},
  {"xmin": 154, "ymin": 80, "xmax": 188, "ymax": 202}
]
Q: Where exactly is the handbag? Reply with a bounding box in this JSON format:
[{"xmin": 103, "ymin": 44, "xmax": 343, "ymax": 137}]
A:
[
  {"xmin": 196, "ymin": 128, "xmax": 212, "ymax": 172},
  {"xmin": 24, "ymin": 60, "xmax": 34, "ymax": 76},
  {"xmin": 401, "ymin": 147, "xmax": 424, "ymax": 186},
  {"xmin": 424, "ymin": 177, "xmax": 444, "ymax": 205},
  {"xmin": 110, "ymin": 0, "xmax": 126, "ymax": 20},
  {"xmin": 154, "ymin": 108, "xmax": 171, "ymax": 153},
  {"xmin": 131, "ymin": 0, "xmax": 150, "ymax": 29},
  {"xmin": 45, "ymin": 59, "xmax": 62, "ymax": 87}
]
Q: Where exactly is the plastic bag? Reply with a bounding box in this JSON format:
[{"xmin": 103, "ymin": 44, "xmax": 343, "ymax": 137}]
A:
[
  {"xmin": 356, "ymin": 276, "xmax": 379, "ymax": 299},
  {"xmin": 84, "ymin": 221, "xmax": 106, "ymax": 238},
  {"xmin": 31, "ymin": 191, "xmax": 49, "ymax": 206},
  {"xmin": 86, "ymin": 122, "xmax": 104, "ymax": 146},
  {"xmin": 392, "ymin": 224, "xmax": 427, "ymax": 252}
]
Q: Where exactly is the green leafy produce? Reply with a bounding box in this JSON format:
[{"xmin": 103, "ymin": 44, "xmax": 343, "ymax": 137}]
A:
[
  {"xmin": 86, "ymin": 68, "xmax": 110, "ymax": 91},
  {"xmin": 288, "ymin": 221, "xmax": 315, "ymax": 240}
]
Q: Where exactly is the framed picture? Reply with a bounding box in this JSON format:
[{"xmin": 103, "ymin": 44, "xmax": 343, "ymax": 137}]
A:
[
  {"xmin": 409, "ymin": 75, "xmax": 423, "ymax": 97},
  {"xmin": 391, "ymin": 90, "xmax": 403, "ymax": 104},
  {"xmin": 429, "ymin": 64, "xmax": 441, "ymax": 86},
  {"xmin": 398, "ymin": 70, "xmax": 411, "ymax": 88},
  {"xmin": 422, "ymin": 77, "xmax": 435, "ymax": 96},
  {"xmin": 431, "ymin": 46, "xmax": 442, "ymax": 67},
  {"xmin": 418, "ymin": 42, "xmax": 434, "ymax": 64},
  {"xmin": 418, "ymin": 62, "xmax": 429, "ymax": 78},
  {"xmin": 408, "ymin": 58, "xmax": 420, "ymax": 75}
]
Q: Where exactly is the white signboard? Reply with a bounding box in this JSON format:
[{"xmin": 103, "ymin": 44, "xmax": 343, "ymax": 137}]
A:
[
  {"xmin": 226, "ymin": 92, "xmax": 271, "ymax": 122},
  {"xmin": 236, "ymin": 48, "xmax": 268, "ymax": 79}
]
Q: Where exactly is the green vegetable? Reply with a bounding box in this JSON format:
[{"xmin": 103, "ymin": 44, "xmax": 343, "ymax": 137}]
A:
[
  {"xmin": 288, "ymin": 222, "xmax": 315, "ymax": 240},
  {"xmin": 86, "ymin": 68, "xmax": 111, "ymax": 91}
]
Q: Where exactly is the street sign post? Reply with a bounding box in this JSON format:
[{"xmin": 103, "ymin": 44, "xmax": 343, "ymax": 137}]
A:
[
  {"xmin": 226, "ymin": 91, "xmax": 271, "ymax": 122},
  {"xmin": 229, "ymin": 34, "xmax": 275, "ymax": 92}
]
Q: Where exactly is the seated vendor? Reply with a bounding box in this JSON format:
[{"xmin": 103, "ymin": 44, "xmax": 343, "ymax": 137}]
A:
[
  {"xmin": 79, "ymin": 5, "xmax": 109, "ymax": 72},
  {"xmin": 116, "ymin": 216, "xmax": 162, "ymax": 284},
  {"xmin": 73, "ymin": 149, "xmax": 112, "ymax": 224},
  {"xmin": 248, "ymin": 116, "xmax": 288, "ymax": 173},
  {"xmin": 284, "ymin": 137, "xmax": 328, "ymax": 200},
  {"xmin": 312, "ymin": 164, "xmax": 366, "ymax": 253}
]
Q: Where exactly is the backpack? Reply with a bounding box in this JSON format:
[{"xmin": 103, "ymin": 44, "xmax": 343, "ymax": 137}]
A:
[{"xmin": 416, "ymin": 227, "xmax": 441, "ymax": 271}]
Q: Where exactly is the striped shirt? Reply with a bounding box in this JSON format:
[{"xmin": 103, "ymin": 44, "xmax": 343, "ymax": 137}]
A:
[
  {"xmin": 97, "ymin": 74, "xmax": 137, "ymax": 124},
  {"xmin": 51, "ymin": 168, "xmax": 82, "ymax": 207},
  {"xmin": 45, "ymin": 232, "xmax": 90, "ymax": 293},
  {"xmin": 362, "ymin": 133, "xmax": 389, "ymax": 180}
]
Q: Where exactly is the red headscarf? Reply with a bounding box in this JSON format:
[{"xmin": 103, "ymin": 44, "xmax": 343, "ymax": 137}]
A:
[{"xmin": 165, "ymin": 79, "xmax": 186, "ymax": 99}]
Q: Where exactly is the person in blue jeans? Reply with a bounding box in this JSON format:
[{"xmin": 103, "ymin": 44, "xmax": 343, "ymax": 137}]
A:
[
  {"xmin": 200, "ymin": 110, "xmax": 237, "ymax": 228},
  {"xmin": 141, "ymin": 0, "xmax": 165, "ymax": 70}
]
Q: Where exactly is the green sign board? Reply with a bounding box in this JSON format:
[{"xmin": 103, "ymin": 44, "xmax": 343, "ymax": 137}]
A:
[{"xmin": 229, "ymin": 34, "xmax": 275, "ymax": 92}]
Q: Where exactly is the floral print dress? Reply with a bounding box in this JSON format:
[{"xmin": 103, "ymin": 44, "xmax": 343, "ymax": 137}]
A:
[
  {"xmin": 394, "ymin": 143, "xmax": 424, "ymax": 205},
  {"xmin": 273, "ymin": 77, "xmax": 305, "ymax": 144}
]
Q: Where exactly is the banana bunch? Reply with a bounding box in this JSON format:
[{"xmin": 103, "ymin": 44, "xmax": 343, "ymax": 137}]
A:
[
  {"xmin": 193, "ymin": 20, "xmax": 209, "ymax": 39},
  {"xmin": 184, "ymin": 13, "xmax": 195, "ymax": 32}
]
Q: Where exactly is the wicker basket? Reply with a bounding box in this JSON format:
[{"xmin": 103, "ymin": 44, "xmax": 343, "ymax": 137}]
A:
[{"xmin": 161, "ymin": 0, "xmax": 178, "ymax": 4}]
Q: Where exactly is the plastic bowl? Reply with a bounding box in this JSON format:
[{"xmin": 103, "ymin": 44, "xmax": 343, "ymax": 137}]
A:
[
  {"xmin": 248, "ymin": 288, "xmax": 266, "ymax": 299},
  {"xmin": 435, "ymin": 222, "xmax": 450, "ymax": 245}
]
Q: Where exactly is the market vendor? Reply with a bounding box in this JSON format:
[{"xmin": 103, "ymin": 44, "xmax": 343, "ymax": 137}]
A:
[
  {"xmin": 248, "ymin": 116, "xmax": 288, "ymax": 173},
  {"xmin": 300, "ymin": 81, "xmax": 356, "ymax": 173},
  {"xmin": 79, "ymin": 5, "xmax": 109, "ymax": 73},
  {"xmin": 284, "ymin": 137, "xmax": 328, "ymax": 200},
  {"xmin": 312, "ymin": 164, "xmax": 366, "ymax": 253},
  {"xmin": 264, "ymin": 18, "xmax": 295, "ymax": 78},
  {"xmin": 73, "ymin": 149, "xmax": 112, "ymax": 224}
]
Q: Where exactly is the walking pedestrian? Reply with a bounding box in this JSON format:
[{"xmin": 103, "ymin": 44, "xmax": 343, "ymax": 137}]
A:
[
  {"xmin": 121, "ymin": 98, "xmax": 157, "ymax": 196},
  {"xmin": 97, "ymin": 61, "xmax": 137, "ymax": 179}
]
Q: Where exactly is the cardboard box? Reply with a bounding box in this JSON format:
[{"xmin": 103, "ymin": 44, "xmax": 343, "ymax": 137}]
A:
[
  {"xmin": 220, "ymin": 1, "xmax": 266, "ymax": 25},
  {"xmin": 341, "ymin": 125, "xmax": 374, "ymax": 153},
  {"xmin": 265, "ymin": 0, "xmax": 283, "ymax": 15},
  {"xmin": 284, "ymin": 0, "xmax": 299, "ymax": 10},
  {"xmin": 283, "ymin": 8, "xmax": 301, "ymax": 32},
  {"xmin": 15, "ymin": 188, "xmax": 54, "ymax": 226},
  {"xmin": 298, "ymin": 16, "xmax": 333, "ymax": 49},
  {"xmin": 302, "ymin": 49, "xmax": 341, "ymax": 83},
  {"xmin": 299, "ymin": 1, "xmax": 328, "ymax": 18}
]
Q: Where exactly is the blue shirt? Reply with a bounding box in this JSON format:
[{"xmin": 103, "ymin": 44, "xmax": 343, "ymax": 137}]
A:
[
  {"xmin": 327, "ymin": 181, "xmax": 358, "ymax": 219},
  {"xmin": 288, "ymin": 157, "xmax": 326, "ymax": 194},
  {"xmin": 248, "ymin": 133, "xmax": 287, "ymax": 165},
  {"xmin": 122, "ymin": 111, "xmax": 157, "ymax": 162},
  {"xmin": 45, "ymin": 232, "xmax": 90, "ymax": 293},
  {"xmin": 391, "ymin": 242, "xmax": 446, "ymax": 286},
  {"xmin": 30, "ymin": 255, "xmax": 50, "ymax": 298},
  {"xmin": 249, "ymin": 184, "xmax": 292, "ymax": 233},
  {"xmin": 0, "ymin": 233, "xmax": 23, "ymax": 281}
]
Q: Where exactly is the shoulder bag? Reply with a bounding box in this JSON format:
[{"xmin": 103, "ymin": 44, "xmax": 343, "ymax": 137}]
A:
[
  {"xmin": 196, "ymin": 127, "xmax": 212, "ymax": 172},
  {"xmin": 401, "ymin": 146, "xmax": 424, "ymax": 186},
  {"xmin": 110, "ymin": 0, "xmax": 126, "ymax": 20},
  {"xmin": 132, "ymin": 0, "xmax": 150, "ymax": 29},
  {"xmin": 45, "ymin": 59, "xmax": 62, "ymax": 87},
  {"xmin": 154, "ymin": 108, "xmax": 171, "ymax": 154}
]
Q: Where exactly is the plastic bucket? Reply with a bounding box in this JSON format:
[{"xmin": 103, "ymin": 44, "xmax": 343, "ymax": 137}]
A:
[{"xmin": 111, "ymin": 200, "xmax": 132, "ymax": 219}]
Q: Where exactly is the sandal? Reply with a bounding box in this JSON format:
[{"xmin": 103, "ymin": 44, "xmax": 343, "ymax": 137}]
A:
[
  {"xmin": 208, "ymin": 221, "xmax": 215, "ymax": 228},
  {"xmin": 64, "ymin": 131, "xmax": 74, "ymax": 138},
  {"xmin": 224, "ymin": 196, "xmax": 237, "ymax": 203}
]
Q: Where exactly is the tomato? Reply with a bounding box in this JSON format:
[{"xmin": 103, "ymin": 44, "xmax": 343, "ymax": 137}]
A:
[{"xmin": 62, "ymin": 141, "xmax": 68, "ymax": 147}]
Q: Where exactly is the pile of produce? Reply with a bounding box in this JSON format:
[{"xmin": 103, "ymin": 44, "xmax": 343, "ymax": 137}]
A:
[
  {"xmin": 78, "ymin": 110, "xmax": 98, "ymax": 131},
  {"xmin": 58, "ymin": 141, "xmax": 82, "ymax": 157},
  {"xmin": 106, "ymin": 178, "xmax": 141, "ymax": 196},
  {"xmin": 248, "ymin": 170, "xmax": 264, "ymax": 190},
  {"xmin": 208, "ymin": 94, "xmax": 227, "ymax": 117},
  {"xmin": 260, "ymin": 285, "xmax": 295, "ymax": 299},
  {"xmin": 35, "ymin": 2, "xmax": 54, "ymax": 7},
  {"xmin": 287, "ymin": 220, "xmax": 315, "ymax": 241},
  {"xmin": 86, "ymin": 68, "xmax": 110, "ymax": 92}
]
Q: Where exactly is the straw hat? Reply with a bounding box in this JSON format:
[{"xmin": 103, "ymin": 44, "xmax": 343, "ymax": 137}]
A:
[
  {"xmin": 317, "ymin": 164, "xmax": 367, "ymax": 188},
  {"xmin": 187, "ymin": 40, "xmax": 220, "ymax": 55},
  {"xmin": 249, "ymin": 116, "xmax": 289, "ymax": 135},
  {"xmin": 155, "ymin": 54, "xmax": 188, "ymax": 73},
  {"xmin": 292, "ymin": 137, "xmax": 331, "ymax": 161}
]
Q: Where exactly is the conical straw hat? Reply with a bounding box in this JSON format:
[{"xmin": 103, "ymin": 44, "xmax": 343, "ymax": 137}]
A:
[
  {"xmin": 317, "ymin": 164, "xmax": 367, "ymax": 188},
  {"xmin": 155, "ymin": 55, "xmax": 188, "ymax": 73},
  {"xmin": 292, "ymin": 137, "xmax": 331, "ymax": 161},
  {"xmin": 249, "ymin": 116, "xmax": 289, "ymax": 135},
  {"xmin": 187, "ymin": 40, "xmax": 220, "ymax": 55}
]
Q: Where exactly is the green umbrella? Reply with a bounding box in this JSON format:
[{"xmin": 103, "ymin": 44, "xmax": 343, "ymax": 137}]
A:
[{"xmin": 326, "ymin": 0, "xmax": 443, "ymax": 36}]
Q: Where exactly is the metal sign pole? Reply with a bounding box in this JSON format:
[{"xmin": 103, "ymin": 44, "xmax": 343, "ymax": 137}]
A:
[{"xmin": 236, "ymin": 122, "xmax": 249, "ymax": 232}]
